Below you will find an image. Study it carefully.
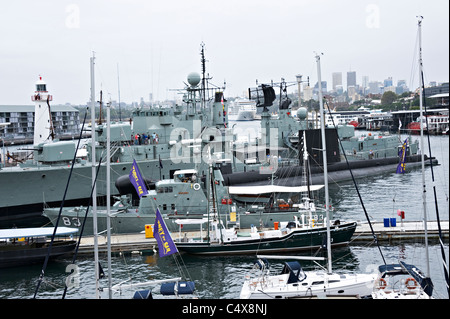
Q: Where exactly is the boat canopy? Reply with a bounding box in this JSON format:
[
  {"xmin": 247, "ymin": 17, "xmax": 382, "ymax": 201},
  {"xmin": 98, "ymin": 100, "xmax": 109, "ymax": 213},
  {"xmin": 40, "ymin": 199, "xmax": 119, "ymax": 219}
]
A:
[
  {"xmin": 0, "ymin": 227, "xmax": 78, "ymax": 240},
  {"xmin": 281, "ymin": 261, "xmax": 304, "ymax": 284},
  {"xmin": 378, "ymin": 261, "xmax": 433, "ymax": 297},
  {"xmin": 174, "ymin": 218, "xmax": 208, "ymax": 225},
  {"xmin": 228, "ymin": 185, "xmax": 324, "ymax": 195},
  {"xmin": 160, "ymin": 281, "xmax": 195, "ymax": 296}
]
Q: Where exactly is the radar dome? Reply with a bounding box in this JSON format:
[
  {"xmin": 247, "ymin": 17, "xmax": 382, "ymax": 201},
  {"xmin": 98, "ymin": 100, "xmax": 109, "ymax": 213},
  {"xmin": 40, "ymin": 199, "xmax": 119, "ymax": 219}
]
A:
[
  {"xmin": 187, "ymin": 72, "xmax": 201, "ymax": 87},
  {"xmin": 297, "ymin": 107, "xmax": 307, "ymax": 119}
]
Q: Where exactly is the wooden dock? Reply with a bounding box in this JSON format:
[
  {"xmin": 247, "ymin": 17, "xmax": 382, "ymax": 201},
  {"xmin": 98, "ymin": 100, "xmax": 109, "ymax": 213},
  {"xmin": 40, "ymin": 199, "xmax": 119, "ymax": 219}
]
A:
[
  {"xmin": 351, "ymin": 220, "xmax": 449, "ymax": 243},
  {"xmin": 75, "ymin": 220, "xmax": 449, "ymax": 255}
]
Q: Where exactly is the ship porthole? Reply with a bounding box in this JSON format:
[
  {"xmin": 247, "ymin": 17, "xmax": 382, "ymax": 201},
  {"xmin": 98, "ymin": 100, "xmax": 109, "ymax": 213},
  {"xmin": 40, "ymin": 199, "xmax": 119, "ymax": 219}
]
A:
[
  {"xmin": 122, "ymin": 167, "xmax": 127, "ymax": 171},
  {"xmin": 42, "ymin": 174, "xmax": 46, "ymax": 178}
]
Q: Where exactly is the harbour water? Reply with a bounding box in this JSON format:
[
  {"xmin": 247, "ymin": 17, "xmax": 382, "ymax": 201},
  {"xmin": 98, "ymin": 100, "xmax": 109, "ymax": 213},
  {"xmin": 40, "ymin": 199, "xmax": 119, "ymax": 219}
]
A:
[{"xmin": 0, "ymin": 121, "xmax": 448, "ymax": 300}]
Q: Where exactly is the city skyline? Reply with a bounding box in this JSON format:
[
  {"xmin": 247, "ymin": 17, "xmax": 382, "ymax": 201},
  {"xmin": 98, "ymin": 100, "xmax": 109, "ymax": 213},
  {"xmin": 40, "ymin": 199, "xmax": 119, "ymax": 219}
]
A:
[
  {"xmin": 1, "ymin": 70, "xmax": 445, "ymax": 107},
  {"xmin": 0, "ymin": 0, "xmax": 448, "ymax": 106}
]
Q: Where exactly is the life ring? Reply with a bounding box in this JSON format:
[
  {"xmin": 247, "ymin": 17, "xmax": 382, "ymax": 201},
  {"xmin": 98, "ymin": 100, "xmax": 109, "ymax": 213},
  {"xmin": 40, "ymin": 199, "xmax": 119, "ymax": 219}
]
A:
[
  {"xmin": 377, "ymin": 278, "xmax": 387, "ymax": 289},
  {"xmin": 193, "ymin": 183, "xmax": 201, "ymax": 191},
  {"xmin": 405, "ymin": 277, "xmax": 418, "ymax": 289}
]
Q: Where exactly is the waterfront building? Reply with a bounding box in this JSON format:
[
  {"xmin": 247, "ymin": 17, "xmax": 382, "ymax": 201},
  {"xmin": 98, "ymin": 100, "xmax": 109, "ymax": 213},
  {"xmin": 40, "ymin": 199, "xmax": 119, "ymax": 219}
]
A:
[
  {"xmin": 0, "ymin": 104, "xmax": 80, "ymax": 145},
  {"xmin": 424, "ymin": 82, "xmax": 449, "ymax": 97}
]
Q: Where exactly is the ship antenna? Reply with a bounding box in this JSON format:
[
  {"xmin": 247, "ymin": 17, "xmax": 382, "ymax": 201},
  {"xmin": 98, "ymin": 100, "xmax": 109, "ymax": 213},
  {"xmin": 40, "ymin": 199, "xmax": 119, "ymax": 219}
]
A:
[{"xmin": 200, "ymin": 42, "xmax": 207, "ymax": 109}]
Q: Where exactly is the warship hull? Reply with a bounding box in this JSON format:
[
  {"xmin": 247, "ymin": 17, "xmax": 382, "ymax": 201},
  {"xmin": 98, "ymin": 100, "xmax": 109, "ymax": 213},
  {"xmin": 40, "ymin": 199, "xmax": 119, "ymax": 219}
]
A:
[
  {"xmin": 43, "ymin": 207, "xmax": 154, "ymax": 236},
  {"xmin": 8, "ymin": 154, "xmax": 435, "ymax": 229},
  {"xmin": 44, "ymin": 206, "xmax": 321, "ymax": 235},
  {"xmin": 222, "ymin": 154, "xmax": 437, "ymax": 187},
  {"xmin": 0, "ymin": 158, "xmax": 196, "ymax": 228}
]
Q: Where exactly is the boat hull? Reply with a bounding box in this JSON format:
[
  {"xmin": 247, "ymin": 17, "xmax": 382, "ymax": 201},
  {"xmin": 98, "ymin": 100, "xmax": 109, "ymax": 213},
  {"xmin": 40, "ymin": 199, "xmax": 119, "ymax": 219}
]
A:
[
  {"xmin": 0, "ymin": 240, "xmax": 76, "ymax": 268},
  {"xmin": 240, "ymin": 272, "xmax": 376, "ymax": 299},
  {"xmin": 175, "ymin": 222, "xmax": 356, "ymax": 255}
]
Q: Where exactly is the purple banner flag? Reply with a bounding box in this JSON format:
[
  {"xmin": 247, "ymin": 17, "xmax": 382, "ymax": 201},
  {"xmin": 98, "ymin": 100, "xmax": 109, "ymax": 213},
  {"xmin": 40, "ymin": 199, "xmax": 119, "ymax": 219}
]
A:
[
  {"xmin": 396, "ymin": 138, "xmax": 408, "ymax": 174},
  {"xmin": 154, "ymin": 209, "xmax": 178, "ymax": 257},
  {"xmin": 129, "ymin": 159, "xmax": 148, "ymax": 197}
]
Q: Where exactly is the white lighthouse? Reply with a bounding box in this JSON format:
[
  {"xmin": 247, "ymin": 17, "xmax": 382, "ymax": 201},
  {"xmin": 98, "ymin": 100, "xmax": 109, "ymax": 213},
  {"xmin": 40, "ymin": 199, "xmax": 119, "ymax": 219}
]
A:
[{"xmin": 31, "ymin": 76, "xmax": 53, "ymax": 145}]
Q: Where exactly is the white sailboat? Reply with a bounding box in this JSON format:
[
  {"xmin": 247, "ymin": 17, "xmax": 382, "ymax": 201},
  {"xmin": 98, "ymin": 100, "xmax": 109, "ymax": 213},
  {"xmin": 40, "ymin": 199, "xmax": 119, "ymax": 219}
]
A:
[
  {"xmin": 371, "ymin": 17, "xmax": 439, "ymax": 299},
  {"xmin": 239, "ymin": 53, "xmax": 377, "ymax": 299}
]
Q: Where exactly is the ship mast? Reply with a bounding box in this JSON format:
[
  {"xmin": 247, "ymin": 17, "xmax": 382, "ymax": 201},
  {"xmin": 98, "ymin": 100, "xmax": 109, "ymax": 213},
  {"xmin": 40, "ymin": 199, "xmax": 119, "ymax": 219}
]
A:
[{"xmin": 201, "ymin": 43, "xmax": 207, "ymax": 110}]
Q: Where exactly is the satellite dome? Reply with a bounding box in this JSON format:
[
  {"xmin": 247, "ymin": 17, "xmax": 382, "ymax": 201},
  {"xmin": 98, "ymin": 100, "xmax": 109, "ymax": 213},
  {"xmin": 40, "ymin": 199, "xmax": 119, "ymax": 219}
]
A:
[
  {"xmin": 297, "ymin": 107, "xmax": 307, "ymax": 119},
  {"xmin": 187, "ymin": 72, "xmax": 201, "ymax": 87}
]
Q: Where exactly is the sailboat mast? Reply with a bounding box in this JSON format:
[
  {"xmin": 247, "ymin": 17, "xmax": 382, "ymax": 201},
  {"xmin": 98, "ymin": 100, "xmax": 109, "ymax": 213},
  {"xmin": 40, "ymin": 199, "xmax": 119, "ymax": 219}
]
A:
[
  {"xmin": 106, "ymin": 101, "xmax": 112, "ymax": 298},
  {"xmin": 90, "ymin": 53, "xmax": 100, "ymax": 299},
  {"xmin": 316, "ymin": 53, "xmax": 332, "ymax": 274},
  {"xmin": 418, "ymin": 16, "xmax": 431, "ymax": 279}
]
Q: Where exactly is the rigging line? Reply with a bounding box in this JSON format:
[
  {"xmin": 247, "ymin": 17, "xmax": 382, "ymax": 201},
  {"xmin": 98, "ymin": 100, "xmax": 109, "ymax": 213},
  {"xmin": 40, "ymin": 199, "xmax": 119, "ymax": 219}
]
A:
[
  {"xmin": 324, "ymin": 99, "xmax": 386, "ymax": 265},
  {"xmin": 62, "ymin": 155, "xmax": 104, "ymax": 299},
  {"xmin": 306, "ymin": 151, "xmax": 344, "ymax": 194},
  {"xmin": 420, "ymin": 70, "xmax": 450, "ymax": 297},
  {"xmin": 33, "ymin": 110, "xmax": 88, "ymax": 299},
  {"xmin": 409, "ymin": 27, "xmax": 420, "ymax": 91}
]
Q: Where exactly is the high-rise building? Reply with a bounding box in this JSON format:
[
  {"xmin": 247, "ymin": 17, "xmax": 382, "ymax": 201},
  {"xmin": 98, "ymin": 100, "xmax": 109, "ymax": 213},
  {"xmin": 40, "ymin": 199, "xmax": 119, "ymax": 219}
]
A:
[
  {"xmin": 303, "ymin": 84, "xmax": 313, "ymax": 101},
  {"xmin": 362, "ymin": 76, "xmax": 369, "ymax": 95},
  {"xmin": 368, "ymin": 81, "xmax": 382, "ymax": 94},
  {"xmin": 384, "ymin": 77, "xmax": 393, "ymax": 87},
  {"xmin": 396, "ymin": 80, "xmax": 408, "ymax": 95},
  {"xmin": 332, "ymin": 72, "xmax": 342, "ymax": 91},
  {"xmin": 347, "ymin": 71, "xmax": 356, "ymax": 89},
  {"xmin": 314, "ymin": 81, "xmax": 327, "ymax": 94}
]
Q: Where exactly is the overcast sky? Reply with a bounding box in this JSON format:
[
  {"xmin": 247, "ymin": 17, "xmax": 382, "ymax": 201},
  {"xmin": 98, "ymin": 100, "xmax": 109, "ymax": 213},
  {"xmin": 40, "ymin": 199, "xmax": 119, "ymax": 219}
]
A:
[{"xmin": 1, "ymin": 0, "xmax": 448, "ymax": 106}]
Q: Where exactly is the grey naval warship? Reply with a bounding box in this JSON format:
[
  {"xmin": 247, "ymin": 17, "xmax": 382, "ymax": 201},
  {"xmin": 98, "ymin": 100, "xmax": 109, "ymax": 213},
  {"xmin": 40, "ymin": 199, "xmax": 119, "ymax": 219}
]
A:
[
  {"xmin": 1, "ymin": 48, "xmax": 261, "ymax": 228},
  {"xmin": 3, "ymin": 50, "xmax": 436, "ymax": 229},
  {"xmin": 44, "ymin": 81, "xmax": 435, "ymax": 236},
  {"xmin": 223, "ymin": 81, "xmax": 433, "ymax": 187}
]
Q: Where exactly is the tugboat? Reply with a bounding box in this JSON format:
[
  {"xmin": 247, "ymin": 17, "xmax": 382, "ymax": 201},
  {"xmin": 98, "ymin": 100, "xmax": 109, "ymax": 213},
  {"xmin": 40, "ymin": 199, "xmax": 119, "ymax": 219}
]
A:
[{"xmin": 173, "ymin": 162, "xmax": 356, "ymax": 255}]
